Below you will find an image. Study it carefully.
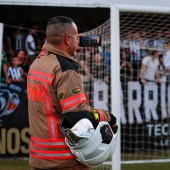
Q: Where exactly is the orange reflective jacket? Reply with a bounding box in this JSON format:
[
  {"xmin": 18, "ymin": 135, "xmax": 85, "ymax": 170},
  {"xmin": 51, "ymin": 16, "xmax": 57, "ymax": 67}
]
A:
[{"xmin": 27, "ymin": 43, "xmax": 93, "ymax": 169}]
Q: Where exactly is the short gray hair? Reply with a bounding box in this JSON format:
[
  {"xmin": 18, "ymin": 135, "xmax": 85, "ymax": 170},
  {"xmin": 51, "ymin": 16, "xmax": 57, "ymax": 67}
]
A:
[{"xmin": 46, "ymin": 16, "xmax": 75, "ymax": 45}]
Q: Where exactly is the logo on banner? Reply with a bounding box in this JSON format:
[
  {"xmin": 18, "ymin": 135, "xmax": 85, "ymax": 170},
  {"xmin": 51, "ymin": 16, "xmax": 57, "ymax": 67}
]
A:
[{"xmin": 0, "ymin": 89, "xmax": 20, "ymax": 121}]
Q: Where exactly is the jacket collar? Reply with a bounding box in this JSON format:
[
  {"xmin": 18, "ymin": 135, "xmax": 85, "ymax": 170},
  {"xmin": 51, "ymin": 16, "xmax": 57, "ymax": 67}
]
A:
[{"xmin": 42, "ymin": 42, "xmax": 79, "ymax": 65}]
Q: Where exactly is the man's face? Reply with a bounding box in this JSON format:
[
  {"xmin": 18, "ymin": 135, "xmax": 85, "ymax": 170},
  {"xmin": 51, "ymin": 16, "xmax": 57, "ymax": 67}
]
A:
[{"xmin": 68, "ymin": 23, "xmax": 80, "ymax": 56}]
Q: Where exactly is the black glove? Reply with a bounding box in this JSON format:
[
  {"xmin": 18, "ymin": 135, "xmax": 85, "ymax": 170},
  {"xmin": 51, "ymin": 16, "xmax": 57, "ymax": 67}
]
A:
[{"xmin": 109, "ymin": 114, "xmax": 118, "ymax": 134}]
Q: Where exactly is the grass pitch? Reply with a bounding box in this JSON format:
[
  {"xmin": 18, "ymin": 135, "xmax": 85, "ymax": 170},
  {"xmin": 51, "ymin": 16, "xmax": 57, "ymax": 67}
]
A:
[{"xmin": 0, "ymin": 159, "xmax": 170, "ymax": 170}]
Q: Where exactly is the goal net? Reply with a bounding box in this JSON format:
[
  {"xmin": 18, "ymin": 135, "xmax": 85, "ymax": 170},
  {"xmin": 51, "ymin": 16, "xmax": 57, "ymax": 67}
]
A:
[
  {"xmin": 76, "ymin": 6, "xmax": 170, "ymax": 167},
  {"xmin": 119, "ymin": 10, "xmax": 170, "ymax": 164},
  {"xmin": 75, "ymin": 20, "xmax": 113, "ymax": 169}
]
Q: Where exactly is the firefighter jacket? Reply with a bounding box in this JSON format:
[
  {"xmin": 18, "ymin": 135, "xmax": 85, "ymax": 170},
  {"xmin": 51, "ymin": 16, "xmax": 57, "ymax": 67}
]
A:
[{"xmin": 27, "ymin": 42, "xmax": 114, "ymax": 169}]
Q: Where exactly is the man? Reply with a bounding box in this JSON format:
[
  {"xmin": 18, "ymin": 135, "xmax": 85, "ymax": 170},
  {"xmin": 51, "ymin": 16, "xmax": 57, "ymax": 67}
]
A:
[
  {"xmin": 27, "ymin": 16, "xmax": 117, "ymax": 170},
  {"xmin": 25, "ymin": 26, "xmax": 37, "ymax": 64},
  {"xmin": 140, "ymin": 49, "xmax": 161, "ymax": 84}
]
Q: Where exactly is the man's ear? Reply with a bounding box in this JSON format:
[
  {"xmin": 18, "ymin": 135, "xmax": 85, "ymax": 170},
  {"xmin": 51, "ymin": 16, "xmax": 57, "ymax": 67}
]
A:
[{"xmin": 65, "ymin": 34, "xmax": 71, "ymax": 45}]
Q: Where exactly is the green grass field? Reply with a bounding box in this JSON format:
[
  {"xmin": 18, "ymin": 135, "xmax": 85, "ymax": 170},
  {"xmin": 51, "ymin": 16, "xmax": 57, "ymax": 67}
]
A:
[{"xmin": 0, "ymin": 160, "xmax": 170, "ymax": 170}]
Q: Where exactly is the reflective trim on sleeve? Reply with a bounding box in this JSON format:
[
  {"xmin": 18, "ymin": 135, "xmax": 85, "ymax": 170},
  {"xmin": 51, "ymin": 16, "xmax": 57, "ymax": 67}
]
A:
[
  {"xmin": 28, "ymin": 70, "xmax": 54, "ymax": 84},
  {"xmin": 60, "ymin": 93, "xmax": 86, "ymax": 111},
  {"xmin": 98, "ymin": 109, "xmax": 106, "ymax": 121},
  {"xmin": 30, "ymin": 148, "xmax": 75, "ymax": 160}
]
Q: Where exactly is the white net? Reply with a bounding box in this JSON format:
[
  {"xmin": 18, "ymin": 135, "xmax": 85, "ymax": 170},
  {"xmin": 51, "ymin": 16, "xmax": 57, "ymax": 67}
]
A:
[
  {"xmin": 76, "ymin": 12, "xmax": 170, "ymax": 164},
  {"xmin": 75, "ymin": 20, "xmax": 112, "ymax": 169},
  {"xmin": 75, "ymin": 19, "xmax": 111, "ymax": 112},
  {"xmin": 120, "ymin": 12, "xmax": 170, "ymax": 163}
]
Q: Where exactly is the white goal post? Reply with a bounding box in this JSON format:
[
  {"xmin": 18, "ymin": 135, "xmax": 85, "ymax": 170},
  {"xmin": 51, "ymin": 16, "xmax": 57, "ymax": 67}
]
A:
[
  {"xmin": 110, "ymin": 4, "xmax": 170, "ymax": 170},
  {"xmin": 110, "ymin": 5, "xmax": 121, "ymax": 170}
]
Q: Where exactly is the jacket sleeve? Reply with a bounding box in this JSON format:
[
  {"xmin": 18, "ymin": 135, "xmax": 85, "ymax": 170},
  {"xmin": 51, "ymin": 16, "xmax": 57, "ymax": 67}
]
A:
[{"xmin": 55, "ymin": 65, "xmax": 116, "ymax": 128}]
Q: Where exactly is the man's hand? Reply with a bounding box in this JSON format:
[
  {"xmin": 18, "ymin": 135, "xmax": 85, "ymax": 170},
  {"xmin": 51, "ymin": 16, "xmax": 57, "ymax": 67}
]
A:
[
  {"xmin": 76, "ymin": 34, "xmax": 83, "ymax": 52},
  {"xmin": 141, "ymin": 78, "xmax": 146, "ymax": 84},
  {"xmin": 76, "ymin": 45, "xmax": 83, "ymax": 53},
  {"xmin": 109, "ymin": 114, "xmax": 118, "ymax": 134}
]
